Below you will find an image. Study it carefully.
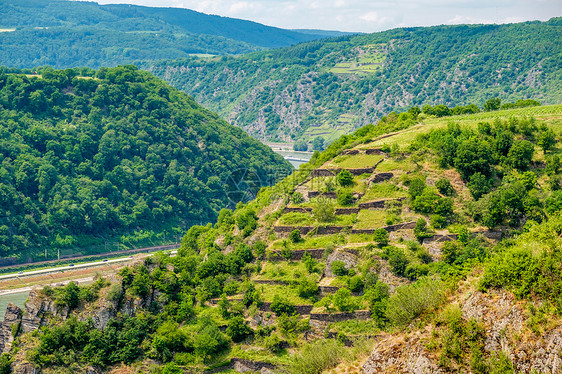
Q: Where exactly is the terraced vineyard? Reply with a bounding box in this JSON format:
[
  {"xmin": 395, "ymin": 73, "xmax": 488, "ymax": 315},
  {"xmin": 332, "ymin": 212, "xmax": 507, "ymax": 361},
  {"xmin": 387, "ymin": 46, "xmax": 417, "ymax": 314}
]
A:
[{"xmin": 3, "ymin": 104, "xmax": 562, "ymax": 373}]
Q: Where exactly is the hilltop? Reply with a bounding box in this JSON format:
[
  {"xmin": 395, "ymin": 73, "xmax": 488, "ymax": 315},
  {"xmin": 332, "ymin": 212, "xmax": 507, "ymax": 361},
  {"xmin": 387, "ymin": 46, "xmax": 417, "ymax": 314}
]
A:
[
  {"xmin": 1, "ymin": 104, "xmax": 561, "ymax": 373},
  {"xmin": 149, "ymin": 18, "xmax": 562, "ymax": 143},
  {"xmin": 0, "ymin": 66, "xmax": 292, "ymax": 265},
  {"xmin": 0, "ymin": 0, "xmax": 343, "ymax": 68}
]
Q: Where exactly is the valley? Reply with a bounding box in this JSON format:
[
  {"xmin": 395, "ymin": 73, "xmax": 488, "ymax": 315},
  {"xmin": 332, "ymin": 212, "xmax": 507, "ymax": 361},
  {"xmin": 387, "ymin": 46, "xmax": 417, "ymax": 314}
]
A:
[
  {"xmin": 0, "ymin": 2, "xmax": 560, "ymax": 373},
  {"xmin": 1, "ymin": 104, "xmax": 561, "ymax": 373}
]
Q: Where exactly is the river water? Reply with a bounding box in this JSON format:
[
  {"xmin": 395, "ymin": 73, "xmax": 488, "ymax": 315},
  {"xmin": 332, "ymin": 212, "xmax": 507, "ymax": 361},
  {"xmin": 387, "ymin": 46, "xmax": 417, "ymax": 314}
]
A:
[
  {"xmin": 0, "ymin": 291, "xmax": 29, "ymax": 315},
  {"xmin": 274, "ymin": 150, "xmax": 313, "ymax": 168}
]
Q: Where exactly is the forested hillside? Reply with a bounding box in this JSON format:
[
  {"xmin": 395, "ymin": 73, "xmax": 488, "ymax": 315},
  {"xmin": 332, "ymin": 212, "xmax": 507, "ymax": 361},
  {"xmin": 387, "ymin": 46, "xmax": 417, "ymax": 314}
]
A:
[
  {"xmin": 2, "ymin": 104, "xmax": 561, "ymax": 373},
  {"xmin": 0, "ymin": 0, "xmax": 338, "ymax": 68},
  {"xmin": 0, "ymin": 66, "xmax": 292, "ymax": 264},
  {"xmin": 149, "ymin": 18, "xmax": 562, "ymax": 142}
]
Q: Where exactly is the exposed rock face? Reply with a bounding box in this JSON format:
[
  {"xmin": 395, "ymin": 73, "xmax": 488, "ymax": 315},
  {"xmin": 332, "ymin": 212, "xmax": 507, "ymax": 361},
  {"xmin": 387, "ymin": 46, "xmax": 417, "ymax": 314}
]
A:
[
  {"xmin": 362, "ymin": 290, "xmax": 562, "ymax": 374},
  {"xmin": 20, "ymin": 289, "xmax": 69, "ymax": 333},
  {"xmin": 0, "ymin": 303, "xmax": 23, "ymax": 353},
  {"xmin": 232, "ymin": 358, "xmax": 276, "ymax": 373},
  {"xmin": 324, "ymin": 250, "xmax": 358, "ymax": 277},
  {"xmin": 11, "ymin": 361, "xmax": 39, "ymax": 374},
  {"xmin": 462, "ymin": 291, "xmax": 562, "ymax": 373},
  {"xmin": 362, "ymin": 334, "xmax": 444, "ymax": 374}
]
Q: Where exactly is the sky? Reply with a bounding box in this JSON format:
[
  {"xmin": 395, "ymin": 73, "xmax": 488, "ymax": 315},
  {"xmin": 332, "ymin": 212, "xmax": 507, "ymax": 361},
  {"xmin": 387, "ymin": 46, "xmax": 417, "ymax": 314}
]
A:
[{"xmin": 90, "ymin": 0, "xmax": 561, "ymax": 33}]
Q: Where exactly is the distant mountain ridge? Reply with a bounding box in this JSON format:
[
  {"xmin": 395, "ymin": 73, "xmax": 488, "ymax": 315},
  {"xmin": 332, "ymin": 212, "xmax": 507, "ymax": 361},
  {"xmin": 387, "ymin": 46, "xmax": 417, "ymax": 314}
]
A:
[
  {"xmin": 148, "ymin": 18, "xmax": 562, "ymax": 142},
  {"xmin": 0, "ymin": 0, "xmax": 336, "ymax": 68}
]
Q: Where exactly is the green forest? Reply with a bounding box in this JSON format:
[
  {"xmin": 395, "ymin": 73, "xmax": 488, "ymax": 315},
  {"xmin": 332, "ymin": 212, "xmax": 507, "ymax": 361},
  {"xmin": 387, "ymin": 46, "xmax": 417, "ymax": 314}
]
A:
[
  {"xmin": 0, "ymin": 66, "xmax": 292, "ymax": 264},
  {"xmin": 0, "ymin": 0, "xmax": 336, "ymax": 68},
  {"xmin": 149, "ymin": 18, "xmax": 562, "ymax": 142}
]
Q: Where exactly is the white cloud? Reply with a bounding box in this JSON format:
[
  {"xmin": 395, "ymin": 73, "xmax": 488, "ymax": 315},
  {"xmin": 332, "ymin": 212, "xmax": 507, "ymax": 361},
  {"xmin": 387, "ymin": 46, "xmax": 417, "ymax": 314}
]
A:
[
  {"xmin": 87, "ymin": 0, "xmax": 562, "ymax": 32},
  {"xmin": 360, "ymin": 11, "xmax": 379, "ymax": 22}
]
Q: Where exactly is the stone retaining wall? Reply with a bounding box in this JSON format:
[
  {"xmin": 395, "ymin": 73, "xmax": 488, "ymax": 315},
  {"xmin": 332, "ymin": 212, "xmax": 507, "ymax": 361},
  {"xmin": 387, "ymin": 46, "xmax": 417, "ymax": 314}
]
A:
[
  {"xmin": 310, "ymin": 310, "xmax": 371, "ymax": 322},
  {"xmin": 368, "ymin": 172, "xmax": 394, "ymax": 183},
  {"xmin": 253, "ymin": 279, "xmax": 290, "ymax": 286},
  {"xmin": 341, "ymin": 149, "xmax": 360, "ymax": 155},
  {"xmin": 311, "ymin": 167, "xmax": 375, "ymax": 177},
  {"xmin": 311, "ymin": 169, "xmax": 337, "ymax": 177},
  {"xmin": 319, "ymin": 286, "xmax": 340, "ymax": 294},
  {"xmin": 307, "ymin": 191, "xmax": 337, "ymax": 199},
  {"xmin": 232, "ymin": 358, "xmax": 276, "ymax": 374},
  {"xmin": 351, "ymin": 221, "xmax": 417, "ymax": 235},
  {"xmin": 258, "ymin": 302, "xmax": 314, "ymax": 315},
  {"xmin": 284, "ymin": 206, "xmax": 312, "ymax": 213},
  {"xmin": 358, "ymin": 197, "xmax": 405, "ymax": 209},
  {"xmin": 284, "ymin": 206, "xmax": 360, "ymax": 215},
  {"xmin": 335, "ymin": 207, "xmax": 360, "ymax": 214},
  {"xmin": 273, "ymin": 226, "xmax": 351, "ymax": 235},
  {"xmin": 365, "ymin": 148, "xmax": 387, "ymax": 155},
  {"xmin": 269, "ymin": 248, "xmax": 325, "ymax": 261}
]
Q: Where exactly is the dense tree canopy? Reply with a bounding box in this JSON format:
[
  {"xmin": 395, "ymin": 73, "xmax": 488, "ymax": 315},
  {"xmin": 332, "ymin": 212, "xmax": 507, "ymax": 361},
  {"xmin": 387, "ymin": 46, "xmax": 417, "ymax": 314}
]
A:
[{"xmin": 0, "ymin": 66, "xmax": 291, "ymax": 262}]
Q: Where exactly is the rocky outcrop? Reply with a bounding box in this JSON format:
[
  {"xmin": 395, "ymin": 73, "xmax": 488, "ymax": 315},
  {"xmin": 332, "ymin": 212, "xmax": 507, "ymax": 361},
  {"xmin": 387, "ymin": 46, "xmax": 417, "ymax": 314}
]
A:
[
  {"xmin": 363, "ymin": 290, "xmax": 562, "ymax": 373},
  {"xmin": 0, "ymin": 303, "xmax": 22, "ymax": 353},
  {"xmin": 21, "ymin": 289, "xmax": 68, "ymax": 333},
  {"xmin": 462, "ymin": 291, "xmax": 562, "ymax": 373},
  {"xmin": 324, "ymin": 250, "xmax": 358, "ymax": 277},
  {"xmin": 232, "ymin": 358, "xmax": 276, "ymax": 373},
  {"xmin": 362, "ymin": 334, "xmax": 445, "ymax": 374}
]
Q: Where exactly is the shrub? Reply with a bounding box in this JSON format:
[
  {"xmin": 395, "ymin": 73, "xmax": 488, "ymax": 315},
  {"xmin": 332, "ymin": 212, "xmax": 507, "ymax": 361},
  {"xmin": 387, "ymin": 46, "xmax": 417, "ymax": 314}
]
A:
[
  {"xmin": 281, "ymin": 246, "xmax": 293, "ymax": 261},
  {"xmin": 337, "ymin": 169, "xmax": 354, "ymax": 187},
  {"xmin": 289, "ymin": 229, "xmax": 302, "ymax": 243},
  {"xmin": 332, "ymin": 288, "xmax": 358, "ymax": 312},
  {"xmin": 538, "ymin": 128, "xmax": 556, "ymax": 153},
  {"xmin": 331, "ymin": 260, "xmax": 348, "ymax": 276},
  {"xmin": 277, "ymin": 314, "xmax": 309, "ymax": 337},
  {"xmin": 408, "ymin": 176, "xmax": 426, "ymax": 198},
  {"xmin": 243, "ymin": 283, "xmax": 261, "ymax": 307},
  {"xmin": 226, "ymin": 316, "xmax": 253, "ymax": 343},
  {"xmin": 364, "ymin": 281, "xmax": 389, "ymax": 326},
  {"xmin": 161, "ymin": 362, "xmax": 183, "ymax": 374},
  {"xmin": 291, "ymin": 192, "xmax": 304, "ymax": 204},
  {"xmin": 386, "ymin": 277, "xmax": 445, "ymax": 326},
  {"xmin": 298, "ymin": 278, "xmax": 318, "ymax": 299},
  {"xmin": 271, "ymin": 295, "xmax": 296, "ymax": 316},
  {"xmin": 414, "ymin": 218, "xmax": 433, "ymax": 241},
  {"xmin": 386, "ymin": 247, "xmax": 409, "ymax": 277},
  {"xmin": 337, "ymin": 190, "xmax": 354, "ymax": 206},
  {"xmin": 264, "ymin": 333, "xmax": 284, "ymax": 353},
  {"xmin": 302, "ymin": 251, "xmax": 317, "ymax": 273},
  {"xmin": 106, "ymin": 283, "xmax": 123, "ymax": 302},
  {"xmin": 313, "ymin": 197, "xmax": 335, "ymax": 222},
  {"xmin": 507, "ymin": 140, "xmax": 534, "ymax": 171},
  {"xmin": 373, "ymin": 228, "xmax": 389, "ymax": 247},
  {"xmin": 430, "ymin": 214, "xmax": 446, "ymax": 229},
  {"xmin": 347, "ymin": 275, "xmax": 364, "ymax": 293},
  {"xmin": 436, "ymin": 178, "xmax": 455, "ymax": 196},
  {"xmin": 468, "ymin": 172, "xmax": 491, "ymax": 199},
  {"xmin": 252, "ymin": 240, "xmax": 267, "ymax": 259},
  {"xmin": 287, "ymin": 339, "xmax": 344, "ymax": 374},
  {"xmin": 405, "ymin": 264, "xmax": 430, "ymax": 280}
]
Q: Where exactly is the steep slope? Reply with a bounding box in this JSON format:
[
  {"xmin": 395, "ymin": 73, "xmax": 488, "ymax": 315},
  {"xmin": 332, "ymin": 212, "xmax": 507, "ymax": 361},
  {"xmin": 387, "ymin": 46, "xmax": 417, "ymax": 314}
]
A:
[
  {"xmin": 0, "ymin": 0, "xmax": 337, "ymax": 68},
  {"xmin": 0, "ymin": 66, "xmax": 292, "ymax": 265},
  {"xmin": 2, "ymin": 104, "xmax": 561, "ymax": 373},
  {"xmin": 149, "ymin": 18, "xmax": 562, "ymax": 142}
]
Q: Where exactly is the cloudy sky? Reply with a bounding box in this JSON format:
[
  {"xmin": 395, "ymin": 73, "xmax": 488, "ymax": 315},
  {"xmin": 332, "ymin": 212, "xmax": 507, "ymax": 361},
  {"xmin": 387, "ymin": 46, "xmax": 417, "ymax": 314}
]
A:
[{"xmin": 91, "ymin": 0, "xmax": 561, "ymax": 33}]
